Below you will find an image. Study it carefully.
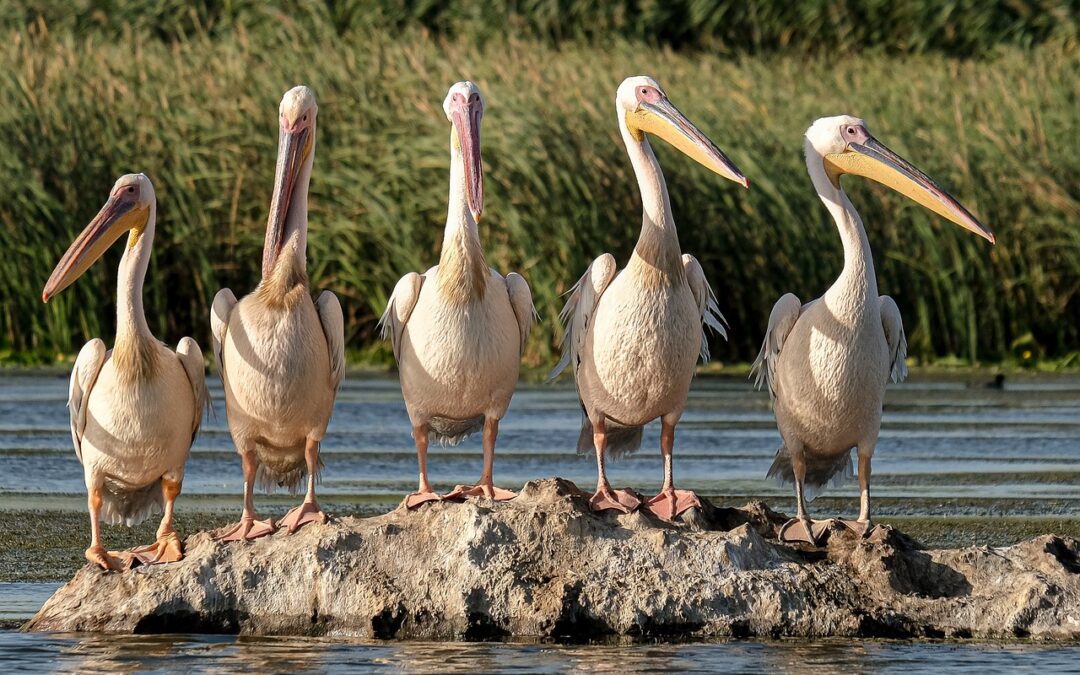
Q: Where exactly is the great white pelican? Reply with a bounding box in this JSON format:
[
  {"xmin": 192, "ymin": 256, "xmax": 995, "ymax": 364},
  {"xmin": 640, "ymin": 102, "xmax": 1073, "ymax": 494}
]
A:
[
  {"xmin": 42, "ymin": 173, "xmax": 208, "ymax": 570},
  {"xmin": 550, "ymin": 76, "xmax": 747, "ymax": 519},
  {"xmin": 752, "ymin": 116, "xmax": 995, "ymax": 544},
  {"xmin": 381, "ymin": 81, "xmax": 535, "ymax": 508},
  {"xmin": 211, "ymin": 86, "xmax": 345, "ymax": 540}
]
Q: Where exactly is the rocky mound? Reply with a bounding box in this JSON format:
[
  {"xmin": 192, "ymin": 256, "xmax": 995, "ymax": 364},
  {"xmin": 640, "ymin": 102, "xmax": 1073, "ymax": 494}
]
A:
[{"xmin": 24, "ymin": 478, "xmax": 1080, "ymax": 640}]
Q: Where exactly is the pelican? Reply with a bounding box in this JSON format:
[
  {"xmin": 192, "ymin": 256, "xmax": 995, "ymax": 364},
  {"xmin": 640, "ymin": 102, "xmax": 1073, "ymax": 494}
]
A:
[
  {"xmin": 41, "ymin": 173, "xmax": 207, "ymax": 570},
  {"xmin": 211, "ymin": 86, "xmax": 344, "ymax": 540},
  {"xmin": 752, "ymin": 116, "xmax": 995, "ymax": 544},
  {"xmin": 549, "ymin": 76, "xmax": 747, "ymax": 519},
  {"xmin": 381, "ymin": 81, "xmax": 535, "ymax": 508}
]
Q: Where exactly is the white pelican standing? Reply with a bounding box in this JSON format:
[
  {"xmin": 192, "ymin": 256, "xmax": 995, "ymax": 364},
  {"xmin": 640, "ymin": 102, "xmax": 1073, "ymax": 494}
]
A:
[
  {"xmin": 752, "ymin": 116, "xmax": 995, "ymax": 544},
  {"xmin": 211, "ymin": 86, "xmax": 344, "ymax": 540},
  {"xmin": 381, "ymin": 81, "xmax": 535, "ymax": 508},
  {"xmin": 550, "ymin": 76, "xmax": 747, "ymax": 519},
  {"xmin": 41, "ymin": 174, "xmax": 207, "ymax": 570}
]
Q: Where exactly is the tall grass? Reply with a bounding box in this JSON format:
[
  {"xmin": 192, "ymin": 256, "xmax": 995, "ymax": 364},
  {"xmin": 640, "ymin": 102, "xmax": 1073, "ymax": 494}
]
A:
[
  {"xmin": 1, "ymin": 0, "xmax": 1075, "ymax": 56},
  {"xmin": 0, "ymin": 15, "xmax": 1077, "ymax": 366}
]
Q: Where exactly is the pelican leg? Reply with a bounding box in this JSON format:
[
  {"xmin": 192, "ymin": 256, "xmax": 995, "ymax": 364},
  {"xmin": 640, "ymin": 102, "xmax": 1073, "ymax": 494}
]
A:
[
  {"xmin": 404, "ymin": 424, "xmax": 441, "ymax": 508},
  {"xmin": 445, "ymin": 418, "xmax": 517, "ymax": 501},
  {"xmin": 85, "ymin": 485, "xmax": 119, "ymax": 571},
  {"xmin": 778, "ymin": 444, "xmax": 830, "ymax": 545},
  {"xmin": 644, "ymin": 419, "xmax": 701, "ymax": 520},
  {"xmin": 217, "ymin": 449, "xmax": 276, "ymax": 541},
  {"xmin": 589, "ymin": 417, "xmax": 641, "ymax": 513},
  {"xmin": 279, "ymin": 438, "xmax": 329, "ymax": 533},
  {"xmin": 121, "ymin": 478, "xmax": 185, "ymax": 566},
  {"xmin": 840, "ymin": 451, "xmax": 876, "ymax": 537}
]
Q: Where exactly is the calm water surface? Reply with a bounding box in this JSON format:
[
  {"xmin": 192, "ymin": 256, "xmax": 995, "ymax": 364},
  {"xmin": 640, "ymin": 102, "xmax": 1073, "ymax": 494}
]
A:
[{"xmin": 1, "ymin": 371, "xmax": 1079, "ymax": 671}]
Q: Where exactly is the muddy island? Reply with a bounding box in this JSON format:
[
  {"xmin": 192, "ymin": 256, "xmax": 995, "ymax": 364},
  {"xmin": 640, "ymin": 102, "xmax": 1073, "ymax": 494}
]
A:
[{"xmin": 24, "ymin": 478, "xmax": 1080, "ymax": 640}]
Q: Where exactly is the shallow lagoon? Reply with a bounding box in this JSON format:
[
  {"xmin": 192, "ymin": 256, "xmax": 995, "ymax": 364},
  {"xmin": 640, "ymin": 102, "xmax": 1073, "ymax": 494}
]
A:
[{"xmin": 1, "ymin": 371, "xmax": 1079, "ymax": 670}]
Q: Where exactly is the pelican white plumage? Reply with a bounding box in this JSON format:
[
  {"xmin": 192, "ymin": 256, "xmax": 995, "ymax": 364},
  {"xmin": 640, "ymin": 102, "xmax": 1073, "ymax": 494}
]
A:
[
  {"xmin": 381, "ymin": 81, "xmax": 535, "ymax": 508},
  {"xmin": 211, "ymin": 86, "xmax": 344, "ymax": 540},
  {"xmin": 41, "ymin": 173, "xmax": 208, "ymax": 570},
  {"xmin": 752, "ymin": 116, "xmax": 995, "ymax": 544},
  {"xmin": 549, "ymin": 76, "xmax": 747, "ymax": 519}
]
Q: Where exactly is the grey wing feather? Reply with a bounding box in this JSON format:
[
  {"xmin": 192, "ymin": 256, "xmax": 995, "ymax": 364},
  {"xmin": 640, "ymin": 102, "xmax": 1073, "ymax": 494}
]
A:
[
  {"xmin": 316, "ymin": 291, "xmax": 346, "ymax": 393},
  {"xmin": 176, "ymin": 336, "xmax": 209, "ymax": 442},
  {"xmin": 547, "ymin": 253, "xmax": 617, "ymax": 382},
  {"xmin": 210, "ymin": 288, "xmax": 237, "ymax": 375},
  {"xmin": 682, "ymin": 254, "xmax": 728, "ymax": 362},
  {"xmin": 379, "ymin": 272, "xmax": 424, "ymax": 361},
  {"xmin": 751, "ymin": 293, "xmax": 805, "ymax": 400},
  {"xmin": 505, "ymin": 272, "xmax": 537, "ymax": 355},
  {"xmin": 879, "ymin": 295, "xmax": 908, "ymax": 384},
  {"xmin": 69, "ymin": 339, "xmax": 107, "ymax": 464}
]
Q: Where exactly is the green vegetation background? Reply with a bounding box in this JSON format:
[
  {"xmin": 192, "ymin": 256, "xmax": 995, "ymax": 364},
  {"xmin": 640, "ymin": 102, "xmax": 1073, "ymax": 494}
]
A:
[{"xmin": 1, "ymin": 1, "xmax": 1077, "ymax": 369}]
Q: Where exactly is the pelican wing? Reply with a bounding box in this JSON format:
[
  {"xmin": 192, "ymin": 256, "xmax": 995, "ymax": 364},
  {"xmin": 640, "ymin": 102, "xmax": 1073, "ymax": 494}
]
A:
[
  {"xmin": 379, "ymin": 272, "xmax": 424, "ymax": 360},
  {"xmin": 210, "ymin": 288, "xmax": 237, "ymax": 375},
  {"xmin": 682, "ymin": 254, "xmax": 728, "ymax": 362},
  {"xmin": 505, "ymin": 272, "xmax": 536, "ymax": 355},
  {"xmin": 548, "ymin": 253, "xmax": 617, "ymax": 382},
  {"xmin": 316, "ymin": 290, "xmax": 346, "ymax": 393},
  {"xmin": 751, "ymin": 293, "xmax": 805, "ymax": 400},
  {"xmin": 879, "ymin": 295, "xmax": 909, "ymax": 384},
  {"xmin": 69, "ymin": 338, "xmax": 107, "ymax": 464},
  {"xmin": 176, "ymin": 336, "xmax": 209, "ymax": 442}
]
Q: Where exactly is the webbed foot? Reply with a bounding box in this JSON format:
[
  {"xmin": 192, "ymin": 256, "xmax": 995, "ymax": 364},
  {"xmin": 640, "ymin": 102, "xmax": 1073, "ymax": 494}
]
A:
[
  {"xmin": 278, "ymin": 501, "xmax": 327, "ymax": 534},
  {"xmin": 444, "ymin": 484, "xmax": 517, "ymax": 501},
  {"xmin": 216, "ymin": 516, "xmax": 276, "ymax": 542},
  {"xmin": 589, "ymin": 487, "xmax": 642, "ymax": 513},
  {"xmin": 403, "ymin": 490, "xmax": 443, "ymax": 509},
  {"xmin": 119, "ymin": 531, "xmax": 184, "ymax": 567},
  {"xmin": 643, "ymin": 488, "xmax": 702, "ymax": 521},
  {"xmin": 778, "ymin": 517, "xmax": 833, "ymax": 545}
]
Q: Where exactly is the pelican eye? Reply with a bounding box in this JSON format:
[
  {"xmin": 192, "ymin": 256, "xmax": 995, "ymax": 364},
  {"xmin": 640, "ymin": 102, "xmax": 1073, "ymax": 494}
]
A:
[{"xmin": 126, "ymin": 187, "xmax": 135, "ymax": 193}]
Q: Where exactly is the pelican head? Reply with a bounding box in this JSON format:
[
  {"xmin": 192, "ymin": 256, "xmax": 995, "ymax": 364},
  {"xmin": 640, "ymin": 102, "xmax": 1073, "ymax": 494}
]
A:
[
  {"xmin": 805, "ymin": 115, "xmax": 994, "ymax": 244},
  {"xmin": 617, "ymin": 75, "xmax": 748, "ymax": 188},
  {"xmin": 264, "ymin": 85, "xmax": 318, "ymax": 278},
  {"xmin": 42, "ymin": 173, "xmax": 154, "ymax": 303},
  {"xmin": 443, "ymin": 81, "xmax": 484, "ymax": 221}
]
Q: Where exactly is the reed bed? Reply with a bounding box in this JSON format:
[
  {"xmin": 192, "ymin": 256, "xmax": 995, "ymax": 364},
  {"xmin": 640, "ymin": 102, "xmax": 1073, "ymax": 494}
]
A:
[
  {"xmin": 1, "ymin": 0, "xmax": 1074, "ymax": 56},
  {"xmin": 0, "ymin": 11, "xmax": 1077, "ymax": 366}
]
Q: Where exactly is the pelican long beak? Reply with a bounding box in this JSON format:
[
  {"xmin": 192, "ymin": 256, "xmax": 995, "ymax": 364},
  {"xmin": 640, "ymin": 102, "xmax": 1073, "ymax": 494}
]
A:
[
  {"xmin": 42, "ymin": 192, "xmax": 148, "ymax": 302},
  {"xmin": 450, "ymin": 97, "xmax": 484, "ymax": 221},
  {"xmin": 626, "ymin": 99, "xmax": 748, "ymax": 188},
  {"xmin": 263, "ymin": 123, "xmax": 312, "ymax": 278},
  {"xmin": 825, "ymin": 137, "xmax": 995, "ymax": 244}
]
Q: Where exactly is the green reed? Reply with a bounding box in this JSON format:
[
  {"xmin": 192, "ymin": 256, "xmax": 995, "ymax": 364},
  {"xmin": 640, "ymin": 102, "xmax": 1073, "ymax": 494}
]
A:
[{"xmin": 0, "ymin": 14, "xmax": 1076, "ymax": 366}]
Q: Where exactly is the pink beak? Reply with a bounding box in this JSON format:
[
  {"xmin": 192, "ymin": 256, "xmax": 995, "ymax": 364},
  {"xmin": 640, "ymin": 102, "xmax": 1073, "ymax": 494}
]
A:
[{"xmin": 450, "ymin": 96, "xmax": 483, "ymax": 221}]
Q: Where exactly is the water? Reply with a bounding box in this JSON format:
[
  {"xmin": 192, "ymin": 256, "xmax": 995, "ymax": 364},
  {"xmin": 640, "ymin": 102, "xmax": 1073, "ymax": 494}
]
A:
[
  {"xmin": 2, "ymin": 633, "xmax": 1079, "ymax": 673},
  {"xmin": 1, "ymin": 370, "xmax": 1079, "ymax": 670}
]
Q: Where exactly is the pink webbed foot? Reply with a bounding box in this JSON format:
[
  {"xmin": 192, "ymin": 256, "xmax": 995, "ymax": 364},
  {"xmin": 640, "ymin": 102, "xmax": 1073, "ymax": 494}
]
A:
[
  {"xmin": 216, "ymin": 516, "xmax": 276, "ymax": 542},
  {"xmin": 278, "ymin": 501, "xmax": 327, "ymax": 534},
  {"xmin": 444, "ymin": 484, "xmax": 517, "ymax": 501},
  {"xmin": 839, "ymin": 519, "xmax": 876, "ymax": 538},
  {"xmin": 778, "ymin": 518, "xmax": 833, "ymax": 545},
  {"xmin": 643, "ymin": 488, "xmax": 702, "ymax": 521},
  {"xmin": 115, "ymin": 531, "xmax": 184, "ymax": 569},
  {"xmin": 589, "ymin": 487, "xmax": 642, "ymax": 513},
  {"xmin": 85, "ymin": 545, "xmax": 123, "ymax": 571},
  {"xmin": 403, "ymin": 490, "xmax": 443, "ymax": 509}
]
